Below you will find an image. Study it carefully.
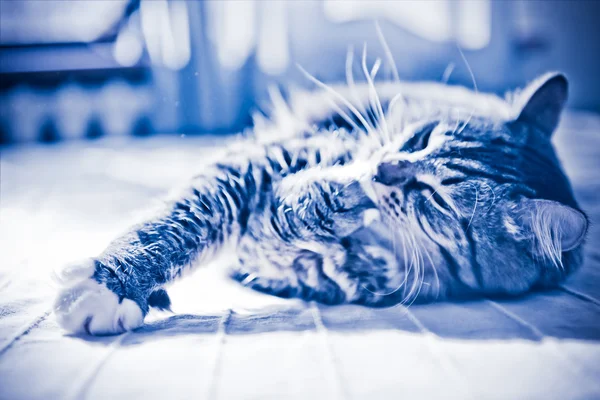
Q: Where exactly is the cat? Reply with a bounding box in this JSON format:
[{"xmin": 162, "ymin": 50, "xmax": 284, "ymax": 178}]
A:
[{"xmin": 53, "ymin": 71, "xmax": 588, "ymax": 335}]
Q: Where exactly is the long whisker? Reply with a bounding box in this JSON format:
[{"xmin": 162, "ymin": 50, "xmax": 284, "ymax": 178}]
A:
[
  {"xmin": 456, "ymin": 45, "xmax": 478, "ymax": 134},
  {"xmin": 479, "ymin": 181, "xmax": 497, "ymax": 215},
  {"xmin": 360, "ymin": 220, "xmax": 412, "ymax": 298},
  {"xmin": 424, "ymin": 185, "xmax": 444, "ymax": 204},
  {"xmin": 423, "ymin": 184, "xmax": 459, "ymax": 217},
  {"xmin": 361, "ymin": 44, "xmax": 390, "ymax": 145},
  {"xmin": 409, "ymin": 233, "xmax": 425, "ymax": 306},
  {"xmin": 401, "ymin": 232, "xmax": 414, "ymax": 301},
  {"xmin": 370, "ymin": 58, "xmax": 382, "ymax": 80},
  {"xmin": 374, "ymin": 20, "xmax": 406, "ymax": 141},
  {"xmin": 412, "ymin": 232, "xmax": 425, "ymax": 303},
  {"xmin": 374, "ymin": 20, "xmax": 400, "ymax": 82},
  {"xmin": 458, "ymin": 46, "xmax": 478, "ymax": 94},
  {"xmin": 465, "ymin": 185, "xmax": 479, "ymax": 231},
  {"xmin": 386, "ymin": 91, "xmax": 407, "ymax": 137},
  {"xmin": 403, "ymin": 231, "xmax": 420, "ymax": 304},
  {"xmin": 421, "ymin": 245, "xmax": 440, "ymax": 300},
  {"xmin": 451, "ymin": 109, "xmax": 461, "ymax": 135},
  {"xmin": 345, "ymin": 47, "xmax": 380, "ymax": 147},
  {"xmin": 392, "ymin": 230, "xmax": 411, "ymax": 294},
  {"xmin": 345, "ymin": 46, "xmax": 367, "ymax": 117},
  {"xmin": 324, "ymin": 97, "xmax": 364, "ymax": 136},
  {"xmin": 391, "ymin": 218, "xmax": 397, "ymax": 262},
  {"xmin": 441, "ymin": 62, "xmax": 455, "ymax": 84},
  {"xmin": 297, "ymin": 63, "xmax": 376, "ymax": 137},
  {"xmin": 403, "ymin": 234, "xmax": 417, "ymax": 304},
  {"xmin": 409, "ymin": 245, "xmax": 425, "ymax": 306}
]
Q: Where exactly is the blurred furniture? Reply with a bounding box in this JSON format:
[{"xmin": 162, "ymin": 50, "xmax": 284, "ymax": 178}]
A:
[{"xmin": 1, "ymin": 1, "xmax": 599, "ymax": 144}]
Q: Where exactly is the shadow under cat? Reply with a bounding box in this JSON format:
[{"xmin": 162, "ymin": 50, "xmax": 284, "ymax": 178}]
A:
[{"xmin": 66, "ymin": 287, "xmax": 600, "ymax": 346}]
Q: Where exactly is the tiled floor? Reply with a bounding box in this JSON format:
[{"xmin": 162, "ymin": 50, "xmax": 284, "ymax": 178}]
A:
[{"xmin": 1, "ymin": 112, "xmax": 599, "ymax": 400}]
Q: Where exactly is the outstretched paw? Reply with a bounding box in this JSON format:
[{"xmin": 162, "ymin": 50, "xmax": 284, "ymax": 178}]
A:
[{"xmin": 53, "ymin": 260, "xmax": 144, "ymax": 335}]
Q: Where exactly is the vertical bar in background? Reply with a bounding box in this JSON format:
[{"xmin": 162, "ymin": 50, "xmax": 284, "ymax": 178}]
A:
[
  {"xmin": 167, "ymin": 0, "xmax": 256, "ymax": 135},
  {"xmin": 456, "ymin": 0, "xmax": 491, "ymax": 51},
  {"xmin": 256, "ymin": 1, "xmax": 290, "ymax": 77}
]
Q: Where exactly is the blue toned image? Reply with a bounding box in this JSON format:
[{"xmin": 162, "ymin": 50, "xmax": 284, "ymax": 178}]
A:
[{"xmin": 1, "ymin": 1, "xmax": 599, "ymax": 399}]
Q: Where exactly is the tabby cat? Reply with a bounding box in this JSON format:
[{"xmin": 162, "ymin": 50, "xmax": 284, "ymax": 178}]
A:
[{"xmin": 54, "ymin": 71, "xmax": 588, "ymax": 335}]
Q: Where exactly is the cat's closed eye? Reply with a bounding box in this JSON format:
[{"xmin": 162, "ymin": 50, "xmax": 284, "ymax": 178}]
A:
[
  {"xmin": 407, "ymin": 181, "xmax": 452, "ymax": 213},
  {"xmin": 400, "ymin": 122, "xmax": 437, "ymax": 152}
]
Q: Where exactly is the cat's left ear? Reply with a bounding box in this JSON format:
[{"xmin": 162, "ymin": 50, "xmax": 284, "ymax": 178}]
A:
[
  {"xmin": 514, "ymin": 72, "xmax": 568, "ymax": 136},
  {"xmin": 510, "ymin": 199, "xmax": 587, "ymax": 253}
]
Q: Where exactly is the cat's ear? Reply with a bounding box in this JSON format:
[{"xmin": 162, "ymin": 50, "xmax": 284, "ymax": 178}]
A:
[
  {"xmin": 510, "ymin": 199, "xmax": 587, "ymax": 253},
  {"xmin": 514, "ymin": 72, "xmax": 568, "ymax": 135}
]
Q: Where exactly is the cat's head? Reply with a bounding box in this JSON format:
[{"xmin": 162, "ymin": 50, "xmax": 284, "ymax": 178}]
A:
[{"xmin": 370, "ymin": 73, "xmax": 588, "ymax": 297}]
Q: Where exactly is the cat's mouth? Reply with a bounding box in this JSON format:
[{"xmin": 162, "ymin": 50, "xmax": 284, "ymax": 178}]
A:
[{"xmin": 359, "ymin": 178, "xmax": 408, "ymax": 229}]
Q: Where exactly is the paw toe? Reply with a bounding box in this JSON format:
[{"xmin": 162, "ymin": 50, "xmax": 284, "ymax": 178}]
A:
[{"xmin": 54, "ymin": 278, "xmax": 143, "ymax": 336}]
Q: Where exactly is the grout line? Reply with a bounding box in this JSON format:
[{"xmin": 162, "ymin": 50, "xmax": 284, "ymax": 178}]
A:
[
  {"xmin": 0, "ymin": 278, "xmax": 12, "ymax": 293},
  {"xmin": 65, "ymin": 332, "xmax": 131, "ymax": 400},
  {"xmin": 560, "ymin": 285, "xmax": 600, "ymax": 307},
  {"xmin": 399, "ymin": 305, "xmax": 475, "ymax": 399},
  {"xmin": 0, "ymin": 308, "xmax": 52, "ymax": 357},
  {"xmin": 399, "ymin": 306, "xmax": 433, "ymax": 336},
  {"xmin": 0, "ymin": 179, "xmax": 67, "ymax": 355},
  {"xmin": 485, "ymin": 300, "xmax": 545, "ymax": 339},
  {"xmin": 207, "ymin": 309, "xmax": 232, "ymax": 400},
  {"xmin": 0, "ymin": 260, "xmax": 32, "ymax": 298},
  {"xmin": 485, "ymin": 298, "xmax": 600, "ymax": 390},
  {"xmin": 310, "ymin": 302, "xmax": 348, "ymax": 400}
]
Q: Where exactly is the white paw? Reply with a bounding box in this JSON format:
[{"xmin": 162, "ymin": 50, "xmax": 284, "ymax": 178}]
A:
[{"xmin": 54, "ymin": 265, "xmax": 144, "ymax": 335}]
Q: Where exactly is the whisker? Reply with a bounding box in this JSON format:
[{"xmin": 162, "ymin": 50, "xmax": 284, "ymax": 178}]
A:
[
  {"xmin": 360, "ymin": 226, "xmax": 406, "ymax": 298},
  {"xmin": 458, "ymin": 45, "xmax": 479, "ymax": 94},
  {"xmin": 374, "ymin": 20, "xmax": 400, "ymax": 82},
  {"xmin": 451, "ymin": 109, "xmax": 461, "ymax": 135},
  {"xmin": 361, "ymin": 44, "xmax": 391, "ymax": 145},
  {"xmin": 456, "ymin": 45, "xmax": 478, "ymax": 134},
  {"xmin": 403, "ymin": 231, "xmax": 420, "ymax": 304},
  {"xmin": 345, "ymin": 46, "xmax": 368, "ymax": 117},
  {"xmin": 370, "ymin": 58, "xmax": 382, "ymax": 80},
  {"xmin": 323, "ymin": 97, "xmax": 364, "ymax": 136},
  {"xmin": 421, "ymin": 245, "xmax": 441, "ymax": 300},
  {"xmin": 345, "ymin": 47, "xmax": 380, "ymax": 147},
  {"xmin": 465, "ymin": 186, "xmax": 479, "ymax": 231},
  {"xmin": 387, "ymin": 91, "xmax": 407, "ymax": 137},
  {"xmin": 412, "ymin": 233, "xmax": 425, "ymax": 303},
  {"xmin": 296, "ymin": 63, "xmax": 376, "ymax": 138},
  {"xmin": 360, "ymin": 218, "xmax": 419, "ymax": 299},
  {"xmin": 457, "ymin": 110, "xmax": 474, "ymax": 135},
  {"xmin": 374, "ymin": 21, "xmax": 407, "ymax": 141},
  {"xmin": 423, "ymin": 185, "xmax": 456, "ymax": 218},
  {"xmin": 390, "ymin": 230, "xmax": 412, "ymax": 297},
  {"xmin": 479, "ymin": 181, "xmax": 497, "ymax": 215},
  {"xmin": 391, "ymin": 219, "xmax": 397, "ymax": 263},
  {"xmin": 402, "ymin": 232, "xmax": 415, "ymax": 301},
  {"xmin": 441, "ymin": 62, "xmax": 455, "ymax": 84}
]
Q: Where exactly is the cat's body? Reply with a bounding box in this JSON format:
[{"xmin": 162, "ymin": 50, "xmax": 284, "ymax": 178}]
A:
[{"xmin": 54, "ymin": 72, "xmax": 588, "ymax": 335}]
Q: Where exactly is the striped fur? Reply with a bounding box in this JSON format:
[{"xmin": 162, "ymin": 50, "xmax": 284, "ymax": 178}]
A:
[{"xmin": 54, "ymin": 72, "xmax": 588, "ymax": 334}]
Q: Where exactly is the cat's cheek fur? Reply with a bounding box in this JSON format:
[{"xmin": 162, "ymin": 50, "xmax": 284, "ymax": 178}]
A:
[{"xmin": 54, "ymin": 277, "xmax": 143, "ymax": 335}]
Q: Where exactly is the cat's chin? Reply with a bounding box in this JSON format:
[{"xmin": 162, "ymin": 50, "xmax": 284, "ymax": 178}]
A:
[{"xmin": 54, "ymin": 272, "xmax": 143, "ymax": 336}]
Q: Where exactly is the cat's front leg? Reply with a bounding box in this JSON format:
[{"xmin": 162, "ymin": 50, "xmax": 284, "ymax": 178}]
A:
[
  {"xmin": 237, "ymin": 163, "xmax": 377, "ymax": 304},
  {"xmin": 54, "ymin": 164, "xmax": 261, "ymax": 335},
  {"xmin": 273, "ymin": 162, "xmax": 376, "ymax": 239}
]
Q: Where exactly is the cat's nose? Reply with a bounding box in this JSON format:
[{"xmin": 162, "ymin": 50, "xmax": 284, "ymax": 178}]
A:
[{"xmin": 374, "ymin": 161, "xmax": 414, "ymax": 186}]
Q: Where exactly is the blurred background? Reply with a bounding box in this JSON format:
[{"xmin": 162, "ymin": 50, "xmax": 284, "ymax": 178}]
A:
[{"xmin": 1, "ymin": 0, "xmax": 599, "ymax": 144}]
